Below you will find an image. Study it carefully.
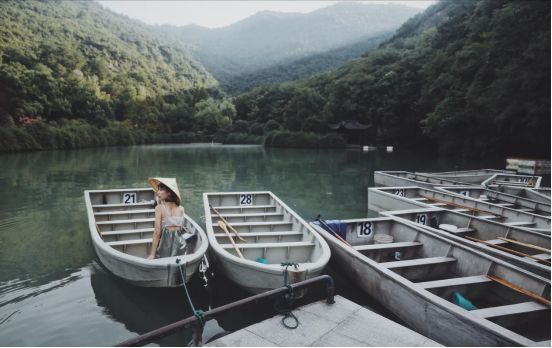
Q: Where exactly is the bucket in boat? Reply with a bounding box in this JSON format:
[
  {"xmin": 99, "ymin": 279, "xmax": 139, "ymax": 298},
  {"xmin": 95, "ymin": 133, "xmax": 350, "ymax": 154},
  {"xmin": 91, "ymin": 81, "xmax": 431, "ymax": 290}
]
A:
[{"xmin": 373, "ymin": 234, "xmax": 394, "ymax": 244}]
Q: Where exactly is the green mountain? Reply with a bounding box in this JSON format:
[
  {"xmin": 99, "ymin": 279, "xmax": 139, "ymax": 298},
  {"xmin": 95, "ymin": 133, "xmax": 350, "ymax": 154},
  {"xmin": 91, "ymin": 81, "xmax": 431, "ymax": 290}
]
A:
[
  {"xmin": 234, "ymin": 0, "xmax": 550, "ymax": 157},
  {"xmin": 224, "ymin": 32, "xmax": 393, "ymax": 94},
  {"xmin": 157, "ymin": 2, "xmax": 422, "ymax": 90},
  {"xmin": 0, "ymin": 0, "xmax": 216, "ymax": 129}
]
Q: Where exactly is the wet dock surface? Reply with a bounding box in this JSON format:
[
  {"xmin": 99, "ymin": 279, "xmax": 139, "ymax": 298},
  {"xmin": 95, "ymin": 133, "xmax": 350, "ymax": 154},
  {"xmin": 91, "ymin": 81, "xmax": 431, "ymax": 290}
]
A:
[{"xmin": 207, "ymin": 295, "xmax": 441, "ymax": 347}]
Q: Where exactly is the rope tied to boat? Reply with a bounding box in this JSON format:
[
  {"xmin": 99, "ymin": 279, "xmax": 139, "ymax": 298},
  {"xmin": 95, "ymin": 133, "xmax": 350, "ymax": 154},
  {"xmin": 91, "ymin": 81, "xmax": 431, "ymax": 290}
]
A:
[
  {"xmin": 275, "ymin": 262, "xmax": 299, "ymax": 329},
  {"xmin": 176, "ymin": 258, "xmax": 205, "ymax": 327}
]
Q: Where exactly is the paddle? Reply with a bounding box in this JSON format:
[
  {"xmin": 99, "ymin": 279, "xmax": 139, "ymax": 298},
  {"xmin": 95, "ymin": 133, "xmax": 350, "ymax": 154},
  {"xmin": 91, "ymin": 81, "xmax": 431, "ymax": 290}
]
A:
[
  {"xmin": 210, "ymin": 204, "xmax": 246, "ymax": 242},
  {"xmin": 315, "ymin": 215, "xmax": 351, "ymax": 246},
  {"xmin": 487, "ymin": 275, "xmax": 550, "ymax": 306},
  {"xmin": 218, "ymin": 220, "xmax": 244, "ymax": 259},
  {"xmin": 464, "ymin": 236, "xmax": 551, "ymax": 265}
]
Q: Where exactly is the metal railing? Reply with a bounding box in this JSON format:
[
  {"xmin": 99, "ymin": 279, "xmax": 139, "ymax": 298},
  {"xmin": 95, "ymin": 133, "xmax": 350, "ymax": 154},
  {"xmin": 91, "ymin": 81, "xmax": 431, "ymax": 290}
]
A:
[{"xmin": 116, "ymin": 275, "xmax": 335, "ymax": 347}]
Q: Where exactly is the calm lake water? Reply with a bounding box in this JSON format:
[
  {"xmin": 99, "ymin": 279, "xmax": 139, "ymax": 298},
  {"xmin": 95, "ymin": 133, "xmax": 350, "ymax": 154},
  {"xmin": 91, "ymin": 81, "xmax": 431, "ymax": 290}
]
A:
[{"xmin": 0, "ymin": 144, "xmax": 517, "ymax": 346}]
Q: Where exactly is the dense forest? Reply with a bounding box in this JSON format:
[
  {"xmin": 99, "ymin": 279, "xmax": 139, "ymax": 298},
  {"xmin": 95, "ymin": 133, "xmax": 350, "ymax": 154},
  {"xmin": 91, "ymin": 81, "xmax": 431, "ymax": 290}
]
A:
[
  {"xmin": 234, "ymin": 0, "xmax": 551, "ymax": 157},
  {"xmin": 0, "ymin": 0, "xmax": 549, "ymax": 157}
]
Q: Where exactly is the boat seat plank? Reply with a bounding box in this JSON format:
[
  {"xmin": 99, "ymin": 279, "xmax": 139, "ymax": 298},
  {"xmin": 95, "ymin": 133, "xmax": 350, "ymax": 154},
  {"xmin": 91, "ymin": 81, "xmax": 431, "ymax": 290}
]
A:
[
  {"xmin": 483, "ymin": 239, "xmax": 508, "ymax": 245},
  {"xmin": 212, "ymin": 205, "xmax": 276, "ymax": 210},
  {"xmin": 416, "ymin": 275, "xmax": 491, "ymax": 289},
  {"xmin": 495, "ymin": 203, "xmax": 515, "ymax": 207},
  {"xmin": 94, "ymin": 209, "xmax": 155, "ymax": 216},
  {"xmin": 381, "ymin": 256, "xmax": 456, "ymax": 268},
  {"xmin": 516, "ymin": 208, "xmax": 534, "ymax": 212},
  {"xmin": 214, "ymin": 231, "xmax": 301, "ymax": 238},
  {"xmin": 219, "ymin": 212, "xmax": 284, "ymax": 218},
  {"xmin": 101, "ymin": 228, "xmax": 154, "ymax": 236},
  {"xmin": 212, "ymin": 221, "xmax": 292, "ymax": 227},
  {"xmin": 525, "ymin": 253, "xmax": 551, "ymax": 261},
  {"xmin": 106, "ymin": 238, "xmax": 152, "ymax": 247},
  {"xmin": 471, "ymin": 301, "xmax": 547, "ymax": 318},
  {"xmin": 97, "ymin": 218, "xmax": 155, "ymax": 225},
  {"xmin": 92, "ymin": 202, "xmax": 154, "ymax": 208},
  {"xmin": 219, "ymin": 242, "xmax": 315, "ymax": 249},
  {"xmin": 504, "ymin": 221, "xmax": 537, "ymax": 227},
  {"xmin": 354, "ymin": 241, "xmax": 422, "ymax": 251}
]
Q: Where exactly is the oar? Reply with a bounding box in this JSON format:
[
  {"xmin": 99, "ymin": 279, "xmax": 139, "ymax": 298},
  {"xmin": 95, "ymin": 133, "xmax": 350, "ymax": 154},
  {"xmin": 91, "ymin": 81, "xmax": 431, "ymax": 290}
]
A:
[
  {"xmin": 487, "ymin": 275, "xmax": 550, "ymax": 306},
  {"xmin": 464, "ymin": 236, "xmax": 551, "ymax": 265},
  {"xmin": 217, "ymin": 221, "xmax": 244, "ymax": 259},
  {"xmin": 315, "ymin": 215, "xmax": 351, "ymax": 246},
  {"xmin": 210, "ymin": 204, "xmax": 246, "ymax": 242},
  {"xmin": 496, "ymin": 237, "xmax": 551, "ymax": 253}
]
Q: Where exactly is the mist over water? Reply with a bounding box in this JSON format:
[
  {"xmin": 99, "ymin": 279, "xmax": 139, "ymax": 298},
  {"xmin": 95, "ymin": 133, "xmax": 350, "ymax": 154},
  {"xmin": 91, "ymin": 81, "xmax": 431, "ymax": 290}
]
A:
[{"xmin": 0, "ymin": 144, "xmax": 509, "ymax": 345}]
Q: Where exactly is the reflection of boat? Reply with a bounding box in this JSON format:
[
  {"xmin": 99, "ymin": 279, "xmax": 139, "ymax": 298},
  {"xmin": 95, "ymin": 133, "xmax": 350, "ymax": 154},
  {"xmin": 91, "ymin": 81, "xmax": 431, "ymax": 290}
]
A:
[
  {"xmin": 202, "ymin": 191, "xmax": 330, "ymax": 293},
  {"xmin": 368, "ymin": 186, "xmax": 551, "ymax": 233},
  {"xmin": 381, "ymin": 207, "xmax": 550, "ymax": 277},
  {"xmin": 89, "ymin": 262, "xmax": 202, "ymax": 346},
  {"xmin": 84, "ymin": 188, "xmax": 208, "ymax": 287},
  {"xmin": 311, "ymin": 217, "xmax": 551, "ymax": 346}
]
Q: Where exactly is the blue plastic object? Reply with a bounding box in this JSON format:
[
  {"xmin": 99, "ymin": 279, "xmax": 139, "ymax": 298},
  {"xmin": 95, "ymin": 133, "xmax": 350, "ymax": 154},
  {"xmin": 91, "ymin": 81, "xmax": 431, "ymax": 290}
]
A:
[
  {"xmin": 452, "ymin": 291, "xmax": 477, "ymax": 310},
  {"xmin": 256, "ymin": 258, "xmax": 268, "ymax": 264}
]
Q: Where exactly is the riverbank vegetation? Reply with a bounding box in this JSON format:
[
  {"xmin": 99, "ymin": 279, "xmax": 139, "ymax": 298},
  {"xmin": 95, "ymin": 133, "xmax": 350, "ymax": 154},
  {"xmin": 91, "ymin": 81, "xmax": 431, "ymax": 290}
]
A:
[{"xmin": 0, "ymin": 0, "xmax": 549, "ymax": 156}]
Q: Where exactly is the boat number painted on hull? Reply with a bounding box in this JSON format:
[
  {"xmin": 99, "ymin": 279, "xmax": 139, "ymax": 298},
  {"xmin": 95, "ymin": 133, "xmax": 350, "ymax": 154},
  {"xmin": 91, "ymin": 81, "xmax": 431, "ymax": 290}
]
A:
[
  {"xmin": 459, "ymin": 190, "xmax": 469, "ymax": 197},
  {"xmin": 123, "ymin": 192, "xmax": 137, "ymax": 204},
  {"xmin": 358, "ymin": 221, "xmax": 373, "ymax": 237},
  {"xmin": 394, "ymin": 189, "xmax": 405, "ymax": 197},
  {"xmin": 518, "ymin": 177, "xmax": 529, "ymax": 183},
  {"xmin": 239, "ymin": 194, "xmax": 253, "ymax": 206},
  {"xmin": 415, "ymin": 213, "xmax": 428, "ymax": 225}
]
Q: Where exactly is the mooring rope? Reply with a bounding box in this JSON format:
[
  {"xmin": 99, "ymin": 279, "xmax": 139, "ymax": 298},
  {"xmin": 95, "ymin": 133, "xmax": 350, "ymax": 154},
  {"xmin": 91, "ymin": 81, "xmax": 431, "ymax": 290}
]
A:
[
  {"xmin": 275, "ymin": 262, "xmax": 299, "ymax": 329},
  {"xmin": 176, "ymin": 258, "xmax": 205, "ymax": 327}
]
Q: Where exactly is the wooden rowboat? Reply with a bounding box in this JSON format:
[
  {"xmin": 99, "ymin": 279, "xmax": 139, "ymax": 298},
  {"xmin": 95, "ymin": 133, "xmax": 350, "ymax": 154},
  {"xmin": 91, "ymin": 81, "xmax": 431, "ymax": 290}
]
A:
[
  {"xmin": 310, "ymin": 217, "xmax": 551, "ymax": 346},
  {"xmin": 381, "ymin": 207, "xmax": 551, "ymax": 277},
  {"xmin": 368, "ymin": 186, "xmax": 551, "ymax": 233},
  {"xmin": 85, "ymin": 188, "xmax": 208, "ymax": 287},
  {"xmin": 202, "ymin": 191, "xmax": 330, "ymax": 293}
]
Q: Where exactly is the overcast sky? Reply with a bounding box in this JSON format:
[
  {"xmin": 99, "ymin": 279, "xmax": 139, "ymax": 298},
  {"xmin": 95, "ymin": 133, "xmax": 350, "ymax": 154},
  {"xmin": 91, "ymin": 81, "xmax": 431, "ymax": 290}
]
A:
[{"xmin": 97, "ymin": 1, "xmax": 437, "ymax": 28}]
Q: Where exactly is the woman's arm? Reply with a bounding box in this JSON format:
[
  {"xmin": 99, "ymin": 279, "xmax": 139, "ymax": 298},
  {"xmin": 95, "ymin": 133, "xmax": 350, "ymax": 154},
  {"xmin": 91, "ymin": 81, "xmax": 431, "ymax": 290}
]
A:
[{"xmin": 148, "ymin": 205, "xmax": 163, "ymax": 259}]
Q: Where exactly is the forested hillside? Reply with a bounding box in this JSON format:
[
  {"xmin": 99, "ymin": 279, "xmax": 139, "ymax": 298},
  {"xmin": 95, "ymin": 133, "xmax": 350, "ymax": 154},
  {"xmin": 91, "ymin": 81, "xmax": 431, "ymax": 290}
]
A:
[
  {"xmin": 234, "ymin": 0, "xmax": 550, "ymax": 157},
  {"xmin": 158, "ymin": 3, "xmax": 421, "ymax": 91},
  {"xmin": 0, "ymin": 0, "xmax": 226, "ymax": 151}
]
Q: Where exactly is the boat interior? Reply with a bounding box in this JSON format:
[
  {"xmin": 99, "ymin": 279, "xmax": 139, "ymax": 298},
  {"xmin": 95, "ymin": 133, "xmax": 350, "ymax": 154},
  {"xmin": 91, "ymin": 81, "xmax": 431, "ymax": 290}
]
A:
[
  {"xmin": 317, "ymin": 217, "xmax": 551, "ymax": 343},
  {"xmin": 382, "ymin": 208, "xmax": 551, "ymax": 267},
  {"xmin": 483, "ymin": 174, "xmax": 542, "ymax": 188},
  {"xmin": 374, "ymin": 187, "xmax": 551, "ymax": 231},
  {"xmin": 206, "ymin": 192, "xmax": 324, "ymax": 264},
  {"xmin": 89, "ymin": 189, "xmax": 201, "ymax": 258},
  {"xmin": 438, "ymin": 187, "xmax": 550, "ymax": 217}
]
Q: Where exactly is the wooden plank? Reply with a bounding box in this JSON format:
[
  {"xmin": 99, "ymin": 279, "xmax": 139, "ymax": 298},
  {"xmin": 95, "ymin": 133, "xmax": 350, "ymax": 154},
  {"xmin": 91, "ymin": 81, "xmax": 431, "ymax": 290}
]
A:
[
  {"xmin": 416, "ymin": 275, "xmax": 491, "ymax": 289},
  {"xmin": 471, "ymin": 301, "xmax": 547, "ymax": 318},
  {"xmin": 219, "ymin": 242, "xmax": 315, "ymax": 249},
  {"xmin": 381, "ymin": 256, "xmax": 456, "ymax": 269},
  {"xmin": 488, "ymin": 275, "xmax": 551, "ymax": 306},
  {"xmin": 464, "ymin": 236, "xmax": 551, "ymax": 264},
  {"xmin": 106, "ymin": 238, "xmax": 152, "ymax": 247},
  {"xmin": 497, "ymin": 237, "xmax": 550, "ymax": 253},
  {"xmin": 354, "ymin": 241, "xmax": 422, "ymax": 251}
]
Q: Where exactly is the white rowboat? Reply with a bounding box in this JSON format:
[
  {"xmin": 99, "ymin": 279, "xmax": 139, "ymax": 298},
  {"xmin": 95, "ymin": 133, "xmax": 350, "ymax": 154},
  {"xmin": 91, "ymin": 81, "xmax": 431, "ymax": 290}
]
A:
[{"xmin": 85, "ymin": 188, "xmax": 208, "ymax": 287}]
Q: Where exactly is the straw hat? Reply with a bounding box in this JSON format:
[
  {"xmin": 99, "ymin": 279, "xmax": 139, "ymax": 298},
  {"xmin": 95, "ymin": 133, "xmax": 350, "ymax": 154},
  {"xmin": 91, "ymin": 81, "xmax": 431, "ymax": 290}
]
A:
[{"xmin": 148, "ymin": 177, "xmax": 182, "ymax": 206}]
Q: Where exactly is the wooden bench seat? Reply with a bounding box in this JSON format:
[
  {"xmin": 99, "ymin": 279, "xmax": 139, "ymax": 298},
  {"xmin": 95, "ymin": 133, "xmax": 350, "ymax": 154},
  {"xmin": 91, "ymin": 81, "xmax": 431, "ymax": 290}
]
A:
[
  {"xmin": 97, "ymin": 218, "xmax": 155, "ymax": 225},
  {"xmin": 106, "ymin": 238, "xmax": 152, "ymax": 247},
  {"xmin": 95, "ymin": 209, "xmax": 155, "ymax": 216},
  {"xmin": 214, "ymin": 231, "xmax": 302, "ymax": 238},
  {"xmin": 471, "ymin": 301, "xmax": 547, "ymax": 318},
  {"xmin": 354, "ymin": 241, "xmax": 422, "ymax": 252},
  {"xmin": 381, "ymin": 256, "xmax": 456, "ymax": 269},
  {"xmin": 101, "ymin": 228, "xmax": 154, "ymax": 236},
  {"xmin": 416, "ymin": 275, "xmax": 491, "ymax": 289},
  {"xmin": 219, "ymin": 242, "xmax": 315, "ymax": 249}
]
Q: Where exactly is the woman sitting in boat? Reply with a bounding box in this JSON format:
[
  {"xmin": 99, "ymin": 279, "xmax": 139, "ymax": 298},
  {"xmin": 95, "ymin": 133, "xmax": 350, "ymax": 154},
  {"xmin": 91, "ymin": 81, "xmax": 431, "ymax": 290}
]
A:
[{"xmin": 147, "ymin": 177, "xmax": 193, "ymax": 260}]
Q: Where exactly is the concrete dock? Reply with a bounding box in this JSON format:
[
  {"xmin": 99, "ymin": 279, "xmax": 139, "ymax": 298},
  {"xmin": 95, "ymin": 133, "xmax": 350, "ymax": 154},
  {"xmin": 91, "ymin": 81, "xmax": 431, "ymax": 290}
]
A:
[{"xmin": 207, "ymin": 295, "xmax": 441, "ymax": 347}]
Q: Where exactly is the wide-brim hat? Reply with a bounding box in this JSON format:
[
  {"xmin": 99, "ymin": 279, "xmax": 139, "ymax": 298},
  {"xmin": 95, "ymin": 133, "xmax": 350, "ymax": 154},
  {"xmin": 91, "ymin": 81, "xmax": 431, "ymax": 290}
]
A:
[{"xmin": 148, "ymin": 177, "xmax": 182, "ymax": 206}]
